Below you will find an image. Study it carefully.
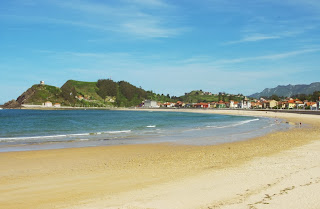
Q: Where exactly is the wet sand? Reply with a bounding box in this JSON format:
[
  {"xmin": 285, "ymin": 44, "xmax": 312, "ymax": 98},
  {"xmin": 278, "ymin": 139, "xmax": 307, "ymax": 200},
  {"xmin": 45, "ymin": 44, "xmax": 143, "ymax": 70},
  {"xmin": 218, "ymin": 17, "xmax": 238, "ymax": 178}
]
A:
[{"xmin": 0, "ymin": 110, "xmax": 319, "ymax": 209}]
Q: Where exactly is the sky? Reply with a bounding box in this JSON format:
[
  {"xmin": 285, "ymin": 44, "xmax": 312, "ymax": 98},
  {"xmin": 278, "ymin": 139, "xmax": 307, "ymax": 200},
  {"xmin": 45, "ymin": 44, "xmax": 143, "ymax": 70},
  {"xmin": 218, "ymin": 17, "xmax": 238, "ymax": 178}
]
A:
[{"xmin": 1, "ymin": 0, "xmax": 320, "ymax": 104}]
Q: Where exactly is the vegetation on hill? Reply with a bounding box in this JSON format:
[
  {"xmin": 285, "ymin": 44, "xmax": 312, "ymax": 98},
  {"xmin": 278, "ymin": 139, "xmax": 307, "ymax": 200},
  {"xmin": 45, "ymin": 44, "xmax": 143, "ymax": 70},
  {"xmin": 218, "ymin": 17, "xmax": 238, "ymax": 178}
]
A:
[
  {"xmin": 96, "ymin": 79, "xmax": 117, "ymax": 99},
  {"xmin": 292, "ymin": 91, "xmax": 320, "ymax": 102},
  {"xmin": 9, "ymin": 79, "xmax": 305, "ymax": 109},
  {"xmin": 257, "ymin": 91, "xmax": 320, "ymax": 102},
  {"xmin": 178, "ymin": 90, "xmax": 244, "ymax": 103},
  {"xmin": 17, "ymin": 84, "xmax": 64, "ymax": 105},
  {"xmin": 6, "ymin": 80, "xmax": 165, "ymax": 108},
  {"xmin": 66, "ymin": 80, "xmax": 102, "ymax": 100}
]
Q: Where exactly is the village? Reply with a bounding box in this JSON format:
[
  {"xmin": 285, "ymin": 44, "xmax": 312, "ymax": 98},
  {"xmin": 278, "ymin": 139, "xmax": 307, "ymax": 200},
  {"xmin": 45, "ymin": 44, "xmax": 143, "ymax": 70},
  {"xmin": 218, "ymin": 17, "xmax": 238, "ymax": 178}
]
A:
[
  {"xmin": 17, "ymin": 81, "xmax": 320, "ymax": 111},
  {"xmin": 33, "ymin": 95, "xmax": 320, "ymax": 111},
  {"xmin": 142, "ymin": 97, "xmax": 320, "ymax": 110}
]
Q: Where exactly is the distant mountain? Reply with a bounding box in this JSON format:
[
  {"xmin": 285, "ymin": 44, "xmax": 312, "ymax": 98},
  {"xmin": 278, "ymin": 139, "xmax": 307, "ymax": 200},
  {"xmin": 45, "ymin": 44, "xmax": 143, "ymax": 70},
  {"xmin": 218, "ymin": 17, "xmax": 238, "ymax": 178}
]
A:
[{"xmin": 250, "ymin": 82, "xmax": 320, "ymax": 98}]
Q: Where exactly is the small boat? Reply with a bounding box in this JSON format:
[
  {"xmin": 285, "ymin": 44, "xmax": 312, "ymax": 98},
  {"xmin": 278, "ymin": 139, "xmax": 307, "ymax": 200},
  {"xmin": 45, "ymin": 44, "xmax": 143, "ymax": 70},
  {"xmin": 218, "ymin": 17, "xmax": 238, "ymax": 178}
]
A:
[{"xmin": 0, "ymin": 108, "xmax": 3, "ymax": 110}]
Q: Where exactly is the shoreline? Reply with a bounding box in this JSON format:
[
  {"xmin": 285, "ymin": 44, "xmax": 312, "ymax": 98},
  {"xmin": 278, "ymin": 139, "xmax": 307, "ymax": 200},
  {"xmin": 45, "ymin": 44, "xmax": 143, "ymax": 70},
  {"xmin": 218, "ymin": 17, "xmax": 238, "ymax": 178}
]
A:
[
  {"xmin": 0, "ymin": 110, "xmax": 320, "ymax": 208},
  {"xmin": 4, "ymin": 105, "xmax": 320, "ymax": 115}
]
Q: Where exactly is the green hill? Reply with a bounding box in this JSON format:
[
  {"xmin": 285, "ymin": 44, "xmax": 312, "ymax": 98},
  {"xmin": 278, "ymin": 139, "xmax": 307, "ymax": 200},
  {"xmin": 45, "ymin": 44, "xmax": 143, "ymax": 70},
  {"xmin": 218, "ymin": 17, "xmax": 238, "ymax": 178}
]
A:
[
  {"xmin": 64, "ymin": 80, "xmax": 102, "ymax": 100},
  {"xmin": 8, "ymin": 79, "xmax": 158, "ymax": 108},
  {"xmin": 178, "ymin": 90, "xmax": 244, "ymax": 103}
]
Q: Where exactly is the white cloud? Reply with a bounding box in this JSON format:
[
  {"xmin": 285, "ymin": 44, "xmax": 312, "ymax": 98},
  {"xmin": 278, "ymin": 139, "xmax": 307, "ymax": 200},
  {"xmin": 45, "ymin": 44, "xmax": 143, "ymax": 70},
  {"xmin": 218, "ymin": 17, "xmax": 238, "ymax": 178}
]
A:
[
  {"xmin": 127, "ymin": 0, "xmax": 169, "ymax": 8},
  {"xmin": 46, "ymin": 0, "xmax": 181, "ymax": 38},
  {"xmin": 225, "ymin": 34, "xmax": 280, "ymax": 45},
  {"xmin": 217, "ymin": 48, "xmax": 320, "ymax": 64},
  {"xmin": 3, "ymin": 0, "xmax": 182, "ymax": 39},
  {"xmin": 122, "ymin": 18, "xmax": 182, "ymax": 38}
]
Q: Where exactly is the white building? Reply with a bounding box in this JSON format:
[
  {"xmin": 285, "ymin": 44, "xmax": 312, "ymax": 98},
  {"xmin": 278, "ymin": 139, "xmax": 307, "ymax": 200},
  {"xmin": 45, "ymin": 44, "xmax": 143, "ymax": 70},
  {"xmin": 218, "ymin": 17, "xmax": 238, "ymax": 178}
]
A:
[
  {"xmin": 40, "ymin": 81, "xmax": 45, "ymax": 85},
  {"xmin": 144, "ymin": 100, "xmax": 159, "ymax": 108},
  {"xmin": 238, "ymin": 99, "xmax": 251, "ymax": 109},
  {"xmin": 229, "ymin": 100, "xmax": 237, "ymax": 108},
  {"xmin": 54, "ymin": 103, "xmax": 61, "ymax": 108},
  {"xmin": 44, "ymin": 101, "xmax": 52, "ymax": 107}
]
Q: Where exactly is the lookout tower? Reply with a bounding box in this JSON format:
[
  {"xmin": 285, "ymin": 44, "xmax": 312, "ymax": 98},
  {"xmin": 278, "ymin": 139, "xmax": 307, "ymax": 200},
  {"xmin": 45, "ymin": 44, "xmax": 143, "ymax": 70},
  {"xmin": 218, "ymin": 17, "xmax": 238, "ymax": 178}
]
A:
[{"xmin": 40, "ymin": 81, "xmax": 45, "ymax": 85}]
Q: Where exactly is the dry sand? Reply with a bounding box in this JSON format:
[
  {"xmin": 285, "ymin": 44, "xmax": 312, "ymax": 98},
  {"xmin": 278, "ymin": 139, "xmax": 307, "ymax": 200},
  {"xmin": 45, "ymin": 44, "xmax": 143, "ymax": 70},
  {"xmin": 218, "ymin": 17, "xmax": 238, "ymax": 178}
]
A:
[{"xmin": 0, "ymin": 109, "xmax": 319, "ymax": 209}]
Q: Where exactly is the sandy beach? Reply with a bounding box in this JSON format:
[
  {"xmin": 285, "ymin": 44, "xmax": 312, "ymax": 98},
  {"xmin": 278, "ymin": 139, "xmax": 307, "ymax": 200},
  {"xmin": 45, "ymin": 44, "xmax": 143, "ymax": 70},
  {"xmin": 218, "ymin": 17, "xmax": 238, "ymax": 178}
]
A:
[{"xmin": 1, "ymin": 109, "xmax": 320, "ymax": 209}]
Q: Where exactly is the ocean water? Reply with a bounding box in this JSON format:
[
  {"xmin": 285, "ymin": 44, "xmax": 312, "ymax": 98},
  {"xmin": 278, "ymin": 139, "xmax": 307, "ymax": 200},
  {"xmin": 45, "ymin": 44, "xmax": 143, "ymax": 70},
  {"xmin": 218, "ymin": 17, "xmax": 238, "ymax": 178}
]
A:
[{"xmin": 0, "ymin": 109, "xmax": 290, "ymax": 152}]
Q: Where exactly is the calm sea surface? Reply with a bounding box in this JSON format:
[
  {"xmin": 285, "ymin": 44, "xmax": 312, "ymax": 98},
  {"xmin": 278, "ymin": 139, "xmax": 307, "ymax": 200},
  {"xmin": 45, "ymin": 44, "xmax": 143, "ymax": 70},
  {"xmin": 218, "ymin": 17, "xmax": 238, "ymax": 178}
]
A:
[{"xmin": 0, "ymin": 109, "xmax": 290, "ymax": 152}]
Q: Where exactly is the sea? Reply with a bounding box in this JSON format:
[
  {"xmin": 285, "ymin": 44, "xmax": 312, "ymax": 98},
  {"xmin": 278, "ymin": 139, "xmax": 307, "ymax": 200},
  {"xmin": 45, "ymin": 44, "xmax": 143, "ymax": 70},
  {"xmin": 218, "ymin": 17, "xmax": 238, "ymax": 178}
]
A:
[{"xmin": 0, "ymin": 109, "xmax": 290, "ymax": 152}]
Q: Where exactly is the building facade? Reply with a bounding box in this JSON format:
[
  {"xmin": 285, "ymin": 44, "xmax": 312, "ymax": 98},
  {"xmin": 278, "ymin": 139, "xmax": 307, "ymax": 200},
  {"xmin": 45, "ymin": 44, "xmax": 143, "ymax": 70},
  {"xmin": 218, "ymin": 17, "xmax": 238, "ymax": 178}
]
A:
[{"xmin": 144, "ymin": 100, "xmax": 159, "ymax": 108}]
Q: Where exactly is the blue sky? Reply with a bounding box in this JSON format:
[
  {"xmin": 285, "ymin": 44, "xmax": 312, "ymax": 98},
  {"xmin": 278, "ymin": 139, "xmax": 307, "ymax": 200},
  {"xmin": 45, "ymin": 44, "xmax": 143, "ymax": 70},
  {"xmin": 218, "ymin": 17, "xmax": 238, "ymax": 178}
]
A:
[{"xmin": 1, "ymin": 0, "xmax": 320, "ymax": 104}]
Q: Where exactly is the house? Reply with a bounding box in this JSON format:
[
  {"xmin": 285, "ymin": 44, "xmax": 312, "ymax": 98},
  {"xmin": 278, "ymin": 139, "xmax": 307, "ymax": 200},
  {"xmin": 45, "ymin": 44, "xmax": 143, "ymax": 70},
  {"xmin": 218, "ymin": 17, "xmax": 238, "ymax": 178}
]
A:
[
  {"xmin": 163, "ymin": 102, "xmax": 175, "ymax": 108},
  {"xmin": 216, "ymin": 100, "xmax": 226, "ymax": 108},
  {"xmin": 175, "ymin": 101, "xmax": 185, "ymax": 108},
  {"xmin": 77, "ymin": 95, "xmax": 84, "ymax": 100},
  {"xmin": 184, "ymin": 103, "xmax": 194, "ymax": 108},
  {"xmin": 285, "ymin": 100, "xmax": 296, "ymax": 109},
  {"xmin": 277, "ymin": 101, "xmax": 286, "ymax": 109},
  {"xmin": 263, "ymin": 100, "xmax": 278, "ymax": 109},
  {"xmin": 44, "ymin": 101, "xmax": 52, "ymax": 107},
  {"xmin": 305, "ymin": 102, "xmax": 317, "ymax": 110},
  {"xmin": 54, "ymin": 103, "xmax": 61, "ymax": 108},
  {"xmin": 238, "ymin": 98, "xmax": 251, "ymax": 109},
  {"xmin": 144, "ymin": 100, "xmax": 159, "ymax": 108},
  {"xmin": 292, "ymin": 99, "xmax": 304, "ymax": 109},
  {"xmin": 229, "ymin": 100, "xmax": 239, "ymax": 108},
  {"xmin": 194, "ymin": 103, "xmax": 210, "ymax": 108},
  {"xmin": 251, "ymin": 101, "xmax": 262, "ymax": 109},
  {"xmin": 40, "ymin": 81, "xmax": 45, "ymax": 85},
  {"xmin": 210, "ymin": 102, "xmax": 217, "ymax": 108}
]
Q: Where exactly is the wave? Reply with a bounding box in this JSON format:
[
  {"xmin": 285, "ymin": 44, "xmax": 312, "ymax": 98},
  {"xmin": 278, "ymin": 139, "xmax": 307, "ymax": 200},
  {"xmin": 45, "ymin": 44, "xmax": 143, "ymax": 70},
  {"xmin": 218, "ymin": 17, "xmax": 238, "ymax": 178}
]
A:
[
  {"xmin": 104, "ymin": 130, "xmax": 131, "ymax": 134},
  {"xmin": 0, "ymin": 130, "xmax": 132, "ymax": 141},
  {"xmin": 206, "ymin": 118, "xmax": 260, "ymax": 129},
  {"xmin": 0, "ymin": 134, "xmax": 68, "ymax": 141},
  {"xmin": 146, "ymin": 125, "xmax": 156, "ymax": 128}
]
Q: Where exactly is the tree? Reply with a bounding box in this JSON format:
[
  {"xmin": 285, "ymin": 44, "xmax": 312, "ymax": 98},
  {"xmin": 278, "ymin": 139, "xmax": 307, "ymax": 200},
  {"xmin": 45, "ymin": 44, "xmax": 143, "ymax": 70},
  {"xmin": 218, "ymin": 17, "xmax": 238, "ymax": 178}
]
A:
[
  {"xmin": 218, "ymin": 92, "xmax": 222, "ymax": 101},
  {"xmin": 61, "ymin": 81, "xmax": 77, "ymax": 106},
  {"xmin": 270, "ymin": 94, "xmax": 280, "ymax": 101},
  {"xmin": 311, "ymin": 91, "xmax": 320, "ymax": 101},
  {"xmin": 96, "ymin": 79, "xmax": 117, "ymax": 102}
]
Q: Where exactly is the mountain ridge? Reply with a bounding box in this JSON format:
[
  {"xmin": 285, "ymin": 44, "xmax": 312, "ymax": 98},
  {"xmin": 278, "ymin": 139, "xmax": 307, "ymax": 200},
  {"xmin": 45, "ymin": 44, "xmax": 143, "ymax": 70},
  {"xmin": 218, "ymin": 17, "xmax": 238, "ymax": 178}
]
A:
[{"xmin": 250, "ymin": 82, "xmax": 320, "ymax": 98}]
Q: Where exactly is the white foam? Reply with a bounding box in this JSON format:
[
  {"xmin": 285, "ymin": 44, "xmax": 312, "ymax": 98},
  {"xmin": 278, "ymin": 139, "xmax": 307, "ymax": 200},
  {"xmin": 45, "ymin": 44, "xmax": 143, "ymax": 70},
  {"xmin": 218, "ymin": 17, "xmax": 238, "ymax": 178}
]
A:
[
  {"xmin": 0, "ymin": 130, "xmax": 133, "ymax": 142},
  {"xmin": 0, "ymin": 134, "xmax": 68, "ymax": 141},
  {"xmin": 207, "ymin": 118, "xmax": 260, "ymax": 129},
  {"xmin": 146, "ymin": 125, "xmax": 156, "ymax": 128},
  {"xmin": 69, "ymin": 133, "xmax": 90, "ymax": 136},
  {"xmin": 105, "ymin": 130, "xmax": 132, "ymax": 134}
]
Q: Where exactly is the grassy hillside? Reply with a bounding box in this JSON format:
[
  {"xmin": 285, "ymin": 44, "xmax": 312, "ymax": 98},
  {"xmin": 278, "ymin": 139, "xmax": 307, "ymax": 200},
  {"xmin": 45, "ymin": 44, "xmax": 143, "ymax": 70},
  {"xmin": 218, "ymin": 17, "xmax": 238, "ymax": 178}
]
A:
[
  {"xmin": 178, "ymin": 90, "xmax": 244, "ymax": 103},
  {"xmin": 17, "ymin": 84, "xmax": 64, "ymax": 105},
  {"xmin": 66, "ymin": 80, "xmax": 102, "ymax": 100},
  {"xmin": 14, "ymin": 80, "xmax": 157, "ymax": 107}
]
